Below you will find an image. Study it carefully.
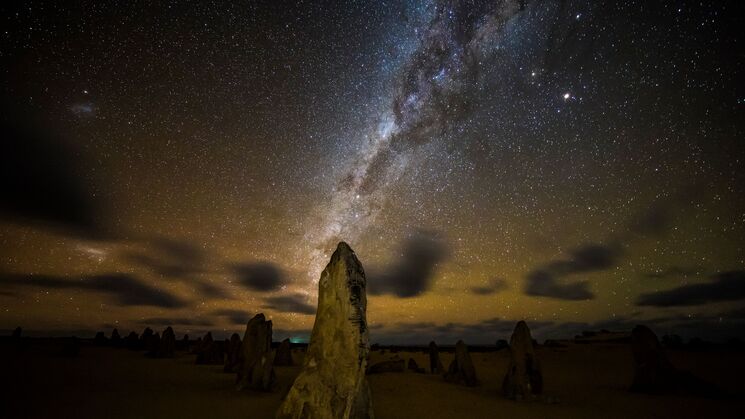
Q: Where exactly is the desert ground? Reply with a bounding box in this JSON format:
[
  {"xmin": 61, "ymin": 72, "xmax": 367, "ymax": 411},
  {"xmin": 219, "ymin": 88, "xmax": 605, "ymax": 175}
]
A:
[{"xmin": 1, "ymin": 339, "xmax": 743, "ymax": 419}]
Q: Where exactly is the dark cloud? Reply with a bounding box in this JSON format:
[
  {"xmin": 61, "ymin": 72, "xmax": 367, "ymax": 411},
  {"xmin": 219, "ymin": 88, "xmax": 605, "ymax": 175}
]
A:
[
  {"xmin": 125, "ymin": 237, "xmax": 228, "ymax": 299},
  {"xmin": 636, "ymin": 270, "xmax": 745, "ymax": 307},
  {"xmin": 0, "ymin": 103, "xmax": 107, "ymax": 238},
  {"xmin": 0, "ymin": 272, "xmax": 187, "ymax": 308},
  {"xmin": 137, "ymin": 317, "xmax": 213, "ymax": 327},
  {"xmin": 262, "ymin": 294, "xmax": 315, "ymax": 315},
  {"xmin": 212, "ymin": 308, "xmax": 253, "ymax": 325},
  {"xmin": 524, "ymin": 242, "xmax": 621, "ymax": 300},
  {"xmin": 125, "ymin": 237, "xmax": 206, "ymax": 278},
  {"xmin": 470, "ymin": 277, "xmax": 508, "ymax": 295},
  {"xmin": 231, "ymin": 261, "xmax": 285, "ymax": 292},
  {"xmin": 628, "ymin": 185, "xmax": 702, "ymax": 238},
  {"xmin": 368, "ymin": 231, "xmax": 449, "ymax": 298},
  {"xmin": 524, "ymin": 270, "xmax": 594, "ymax": 300}
]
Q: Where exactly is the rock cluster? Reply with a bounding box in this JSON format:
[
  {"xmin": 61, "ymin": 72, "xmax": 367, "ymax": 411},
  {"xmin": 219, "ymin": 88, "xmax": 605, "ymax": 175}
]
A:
[
  {"xmin": 195, "ymin": 332, "xmax": 224, "ymax": 365},
  {"xmin": 630, "ymin": 325, "xmax": 718, "ymax": 396}
]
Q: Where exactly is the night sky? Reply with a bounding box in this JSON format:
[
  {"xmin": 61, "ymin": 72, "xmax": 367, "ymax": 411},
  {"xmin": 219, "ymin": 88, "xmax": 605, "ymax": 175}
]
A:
[{"xmin": 1, "ymin": 0, "xmax": 744, "ymax": 344}]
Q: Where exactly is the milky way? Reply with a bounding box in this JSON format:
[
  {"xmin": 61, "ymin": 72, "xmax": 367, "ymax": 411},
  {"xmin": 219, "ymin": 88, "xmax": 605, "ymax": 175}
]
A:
[
  {"xmin": 1, "ymin": 0, "xmax": 744, "ymax": 342},
  {"xmin": 303, "ymin": 1, "xmax": 525, "ymax": 288}
]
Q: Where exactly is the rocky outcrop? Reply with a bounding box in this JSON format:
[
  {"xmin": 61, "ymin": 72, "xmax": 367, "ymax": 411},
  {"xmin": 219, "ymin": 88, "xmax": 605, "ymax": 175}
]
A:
[
  {"xmin": 110, "ymin": 329, "xmax": 121, "ymax": 347},
  {"xmin": 429, "ymin": 341, "xmax": 444, "ymax": 374},
  {"xmin": 195, "ymin": 332, "xmax": 224, "ymax": 364},
  {"xmin": 236, "ymin": 313, "xmax": 275, "ymax": 391},
  {"xmin": 408, "ymin": 358, "xmax": 425, "ymax": 373},
  {"xmin": 224, "ymin": 333, "xmax": 242, "ymax": 373},
  {"xmin": 444, "ymin": 340, "xmax": 478, "ymax": 386},
  {"xmin": 160, "ymin": 327, "xmax": 176, "ymax": 358},
  {"xmin": 630, "ymin": 325, "xmax": 718, "ymax": 396},
  {"xmin": 274, "ymin": 338, "xmax": 293, "ymax": 366},
  {"xmin": 94, "ymin": 331, "xmax": 108, "ymax": 346},
  {"xmin": 125, "ymin": 332, "xmax": 139, "ymax": 350},
  {"xmin": 276, "ymin": 242, "xmax": 373, "ymax": 419},
  {"xmin": 502, "ymin": 321, "xmax": 543, "ymax": 400}
]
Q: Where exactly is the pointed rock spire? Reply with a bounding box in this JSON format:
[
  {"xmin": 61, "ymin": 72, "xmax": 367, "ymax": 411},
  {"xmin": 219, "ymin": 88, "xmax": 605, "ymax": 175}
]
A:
[
  {"xmin": 236, "ymin": 313, "xmax": 275, "ymax": 391},
  {"xmin": 276, "ymin": 242, "xmax": 373, "ymax": 419},
  {"xmin": 502, "ymin": 321, "xmax": 543, "ymax": 400}
]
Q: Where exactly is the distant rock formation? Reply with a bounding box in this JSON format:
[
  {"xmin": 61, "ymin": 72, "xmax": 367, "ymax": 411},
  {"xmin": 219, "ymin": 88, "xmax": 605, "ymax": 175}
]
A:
[
  {"xmin": 408, "ymin": 358, "xmax": 425, "ymax": 373},
  {"xmin": 110, "ymin": 329, "xmax": 121, "ymax": 347},
  {"xmin": 146, "ymin": 332, "xmax": 162, "ymax": 357},
  {"xmin": 276, "ymin": 242, "xmax": 373, "ymax": 419},
  {"xmin": 236, "ymin": 313, "xmax": 275, "ymax": 391},
  {"xmin": 160, "ymin": 327, "xmax": 176, "ymax": 358},
  {"xmin": 367, "ymin": 358, "xmax": 405, "ymax": 374},
  {"xmin": 141, "ymin": 327, "xmax": 155, "ymax": 352},
  {"xmin": 429, "ymin": 341, "xmax": 444, "ymax": 373},
  {"xmin": 179, "ymin": 334, "xmax": 190, "ymax": 351},
  {"xmin": 274, "ymin": 338, "xmax": 293, "ymax": 366},
  {"xmin": 224, "ymin": 333, "xmax": 242, "ymax": 373},
  {"xmin": 195, "ymin": 332, "xmax": 224, "ymax": 364},
  {"xmin": 125, "ymin": 331, "xmax": 139, "ymax": 350},
  {"xmin": 444, "ymin": 340, "xmax": 479, "ymax": 386},
  {"xmin": 429, "ymin": 341, "xmax": 444, "ymax": 374},
  {"xmin": 502, "ymin": 321, "xmax": 543, "ymax": 400},
  {"xmin": 495, "ymin": 339, "xmax": 509, "ymax": 351},
  {"xmin": 630, "ymin": 325, "xmax": 718, "ymax": 396},
  {"xmin": 94, "ymin": 331, "xmax": 108, "ymax": 346}
]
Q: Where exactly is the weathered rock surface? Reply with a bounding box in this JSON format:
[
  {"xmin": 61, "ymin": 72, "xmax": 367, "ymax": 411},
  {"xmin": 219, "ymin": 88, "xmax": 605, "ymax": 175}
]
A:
[
  {"xmin": 502, "ymin": 321, "xmax": 543, "ymax": 400},
  {"xmin": 428, "ymin": 341, "xmax": 444, "ymax": 374},
  {"xmin": 236, "ymin": 314, "xmax": 275, "ymax": 391},
  {"xmin": 630, "ymin": 325, "xmax": 719, "ymax": 396},
  {"xmin": 276, "ymin": 242, "xmax": 373, "ymax": 419},
  {"xmin": 444, "ymin": 340, "xmax": 479, "ymax": 386},
  {"xmin": 224, "ymin": 333, "xmax": 242, "ymax": 373},
  {"xmin": 274, "ymin": 338, "xmax": 293, "ymax": 366}
]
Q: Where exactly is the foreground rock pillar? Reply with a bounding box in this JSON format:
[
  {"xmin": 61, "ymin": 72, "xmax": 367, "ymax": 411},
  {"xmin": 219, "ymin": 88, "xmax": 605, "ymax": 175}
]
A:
[
  {"xmin": 502, "ymin": 321, "xmax": 543, "ymax": 400},
  {"xmin": 276, "ymin": 242, "xmax": 373, "ymax": 419},
  {"xmin": 444, "ymin": 340, "xmax": 479, "ymax": 386},
  {"xmin": 236, "ymin": 313, "xmax": 275, "ymax": 391}
]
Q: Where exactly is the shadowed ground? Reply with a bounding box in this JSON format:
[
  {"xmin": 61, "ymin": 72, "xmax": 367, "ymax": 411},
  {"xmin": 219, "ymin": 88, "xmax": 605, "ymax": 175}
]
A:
[{"xmin": 1, "ymin": 341, "xmax": 743, "ymax": 418}]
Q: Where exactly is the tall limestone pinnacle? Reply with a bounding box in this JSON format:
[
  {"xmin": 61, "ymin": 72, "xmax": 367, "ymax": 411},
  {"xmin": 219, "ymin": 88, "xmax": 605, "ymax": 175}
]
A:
[{"xmin": 277, "ymin": 242, "xmax": 373, "ymax": 419}]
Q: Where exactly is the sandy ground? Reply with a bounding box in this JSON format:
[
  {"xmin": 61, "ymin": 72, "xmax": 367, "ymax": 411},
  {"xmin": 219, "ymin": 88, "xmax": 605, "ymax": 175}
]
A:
[{"xmin": 1, "ymin": 341, "xmax": 743, "ymax": 419}]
